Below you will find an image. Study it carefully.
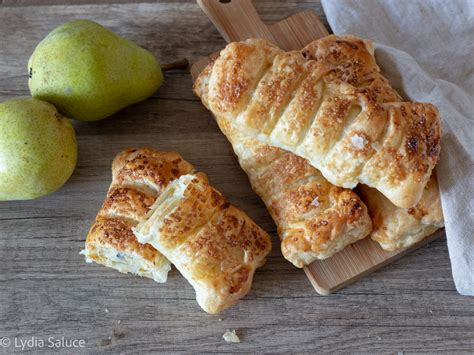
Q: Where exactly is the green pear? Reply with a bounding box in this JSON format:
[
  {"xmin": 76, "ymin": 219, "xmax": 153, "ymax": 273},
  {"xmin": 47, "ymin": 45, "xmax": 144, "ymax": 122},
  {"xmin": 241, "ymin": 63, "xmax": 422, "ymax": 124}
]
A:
[
  {"xmin": 28, "ymin": 19, "xmax": 163, "ymax": 121},
  {"xmin": 0, "ymin": 98, "xmax": 77, "ymax": 200}
]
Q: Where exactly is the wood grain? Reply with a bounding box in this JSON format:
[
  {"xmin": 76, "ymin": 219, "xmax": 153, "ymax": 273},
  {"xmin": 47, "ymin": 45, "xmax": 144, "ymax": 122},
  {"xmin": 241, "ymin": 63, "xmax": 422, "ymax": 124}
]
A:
[{"xmin": 0, "ymin": 1, "xmax": 472, "ymax": 354}]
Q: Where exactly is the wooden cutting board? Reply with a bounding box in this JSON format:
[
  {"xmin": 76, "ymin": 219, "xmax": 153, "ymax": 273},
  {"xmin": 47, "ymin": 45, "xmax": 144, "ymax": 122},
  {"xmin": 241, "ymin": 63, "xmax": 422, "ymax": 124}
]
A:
[{"xmin": 191, "ymin": 0, "xmax": 444, "ymax": 295}]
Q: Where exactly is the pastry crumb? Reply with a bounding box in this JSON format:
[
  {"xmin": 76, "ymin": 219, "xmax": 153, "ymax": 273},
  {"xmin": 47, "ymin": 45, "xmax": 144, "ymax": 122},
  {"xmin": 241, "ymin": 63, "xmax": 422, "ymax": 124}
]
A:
[{"xmin": 223, "ymin": 329, "xmax": 240, "ymax": 343}]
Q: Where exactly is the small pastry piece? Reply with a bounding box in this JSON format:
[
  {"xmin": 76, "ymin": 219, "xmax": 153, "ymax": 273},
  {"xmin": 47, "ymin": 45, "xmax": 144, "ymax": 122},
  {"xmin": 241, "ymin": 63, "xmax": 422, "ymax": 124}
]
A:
[
  {"xmin": 223, "ymin": 330, "xmax": 240, "ymax": 343},
  {"xmin": 195, "ymin": 36, "xmax": 442, "ymax": 208},
  {"xmin": 214, "ymin": 120, "xmax": 372, "ymax": 268},
  {"xmin": 82, "ymin": 148, "xmax": 194, "ymax": 283},
  {"xmin": 358, "ymin": 174, "xmax": 444, "ymax": 251},
  {"xmin": 134, "ymin": 173, "xmax": 272, "ymax": 314}
]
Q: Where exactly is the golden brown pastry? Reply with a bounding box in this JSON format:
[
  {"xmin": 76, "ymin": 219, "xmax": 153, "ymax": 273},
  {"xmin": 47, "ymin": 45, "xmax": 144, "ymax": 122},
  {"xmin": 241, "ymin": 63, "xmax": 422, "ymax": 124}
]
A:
[
  {"xmin": 134, "ymin": 173, "xmax": 272, "ymax": 314},
  {"xmin": 194, "ymin": 36, "xmax": 442, "ymax": 208},
  {"xmin": 358, "ymin": 174, "xmax": 444, "ymax": 251},
  {"xmin": 194, "ymin": 38, "xmax": 373, "ymax": 268},
  {"xmin": 213, "ymin": 119, "xmax": 372, "ymax": 268},
  {"xmin": 302, "ymin": 36, "xmax": 444, "ymax": 250},
  {"xmin": 82, "ymin": 148, "xmax": 194, "ymax": 282},
  {"xmin": 300, "ymin": 35, "xmax": 402, "ymax": 103}
]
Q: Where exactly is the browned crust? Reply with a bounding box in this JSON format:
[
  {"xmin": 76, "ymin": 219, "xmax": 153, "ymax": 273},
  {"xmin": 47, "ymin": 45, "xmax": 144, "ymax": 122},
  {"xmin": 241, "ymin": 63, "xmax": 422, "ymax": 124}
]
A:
[
  {"xmin": 113, "ymin": 148, "xmax": 195, "ymax": 194},
  {"xmin": 182, "ymin": 202, "xmax": 272, "ymax": 293},
  {"xmin": 85, "ymin": 148, "xmax": 195, "ymax": 264},
  {"xmin": 358, "ymin": 174, "xmax": 444, "ymax": 251},
  {"xmin": 135, "ymin": 173, "xmax": 272, "ymax": 313},
  {"xmin": 211, "ymin": 119, "xmax": 372, "ymax": 267},
  {"xmin": 254, "ymin": 149, "xmax": 372, "ymax": 267},
  {"xmin": 86, "ymin": 217, "xmax": 160, "ymax": 261},
  {"xmin": 301, "ymin": 34, "xmax": 402, "ymax": 103},
  {"xmin": 194, "ymin": 35, "xmax": 442, "ymax": 209},
  {"xmin": 369, "ymin": 102, "xmax": 442, "ymax": 187}
]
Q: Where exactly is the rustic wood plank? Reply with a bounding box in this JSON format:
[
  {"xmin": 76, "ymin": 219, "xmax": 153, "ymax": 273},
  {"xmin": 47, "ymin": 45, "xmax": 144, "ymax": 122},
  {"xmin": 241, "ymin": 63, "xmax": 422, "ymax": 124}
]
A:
[
  {"xmin": 1, "ymin": 0, "xmax": 329, "ymax": 29},
  {"xmin": 0, "ymin": 2, "xmax": 472, "ymax": 354}
]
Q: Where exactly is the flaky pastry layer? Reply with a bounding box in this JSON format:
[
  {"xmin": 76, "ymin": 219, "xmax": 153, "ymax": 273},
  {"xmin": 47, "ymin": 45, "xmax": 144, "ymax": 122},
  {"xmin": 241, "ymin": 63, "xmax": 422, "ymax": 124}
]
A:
[
  {"xmin": 194, "ymin": 36, "xmax": 441, "ymax": 208},
  {"xmin": 134, "ymin": 174, "xmax": 271, "ymax": 314},
  {"xmin": 358, "ymin": 174, "xmax": 444, "ymax": 251},
  {"xmin": 82, "ymin": 148, "xmax": 194, "ymax": 282}
]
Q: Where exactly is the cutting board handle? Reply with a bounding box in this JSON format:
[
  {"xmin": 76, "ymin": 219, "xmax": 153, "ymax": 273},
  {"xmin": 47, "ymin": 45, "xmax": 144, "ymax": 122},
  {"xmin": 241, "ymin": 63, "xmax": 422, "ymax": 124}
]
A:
[{"xmin": 197, "ymin": 0, "xmax": 276, "ymax": 43}]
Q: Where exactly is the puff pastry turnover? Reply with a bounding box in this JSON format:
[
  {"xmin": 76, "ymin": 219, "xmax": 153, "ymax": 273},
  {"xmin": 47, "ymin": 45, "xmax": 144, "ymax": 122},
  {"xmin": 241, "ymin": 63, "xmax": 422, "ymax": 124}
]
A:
[
  {"xmin": 195, "ymin": 36, "xmax": 442, "ymax": 208},
  {"xmin": 208, "ymin": 118, "xmax": 372, "ymax": 268},
  {"xmin": 302, "ymin": 36, "xmax": 444, "ymax": 249},
  {"xmin": 82, "ymin": 148, "xmax": 194, "ymax": 283},
  {"xmin": 134, "ymin": 173, "xmax": 271, "ymax": 314},
  {"xmin": 358, "ymin": 174, "xmax": 444, "ymax": 251}
]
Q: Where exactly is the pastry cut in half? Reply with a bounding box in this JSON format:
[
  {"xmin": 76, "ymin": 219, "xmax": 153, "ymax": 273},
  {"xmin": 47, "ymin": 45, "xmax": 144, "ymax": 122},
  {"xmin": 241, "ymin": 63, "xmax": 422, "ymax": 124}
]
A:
[
  {"xmin": 134, "ymin": 173, "xmax": 272, "ymax": 314},
  {"xmin": 82, "ymin": 148, "xmax": 195, "ymax": 283},
  {"xmin": 83, "ymin": 148, "xmax": 271, "ymax": 314}
]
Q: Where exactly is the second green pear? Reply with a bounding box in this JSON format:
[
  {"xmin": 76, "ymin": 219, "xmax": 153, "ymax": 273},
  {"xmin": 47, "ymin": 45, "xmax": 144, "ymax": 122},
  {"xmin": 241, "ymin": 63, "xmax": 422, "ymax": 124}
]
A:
[{"xmin": 28, "ymin": 20, "xmax": 163, "ymax": 121}]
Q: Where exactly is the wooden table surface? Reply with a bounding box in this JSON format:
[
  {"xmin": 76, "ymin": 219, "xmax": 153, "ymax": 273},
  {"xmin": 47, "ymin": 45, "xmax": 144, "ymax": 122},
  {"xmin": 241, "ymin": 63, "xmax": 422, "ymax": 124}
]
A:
[{"xmin": 0, "ymin": 1, "xmax": 472, "ymax": 353}]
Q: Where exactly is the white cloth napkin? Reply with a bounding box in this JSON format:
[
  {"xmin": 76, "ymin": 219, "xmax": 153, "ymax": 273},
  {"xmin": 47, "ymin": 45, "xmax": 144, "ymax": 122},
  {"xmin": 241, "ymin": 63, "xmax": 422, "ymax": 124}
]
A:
[{"xmin": 321, "ymin": 0, "xmax": 474, "ymax": 295}]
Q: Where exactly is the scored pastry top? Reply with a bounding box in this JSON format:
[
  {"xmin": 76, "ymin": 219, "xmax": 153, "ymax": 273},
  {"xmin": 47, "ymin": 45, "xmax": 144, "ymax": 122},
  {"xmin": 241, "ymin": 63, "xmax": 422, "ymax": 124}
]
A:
[
  {"xmin": 134, "ymin": 173, "xmax": 272, "ymax": 314},
  {"xmin": 194, "ymin": 35, "xmax": 442, "ymax": 208},
  {"xmin": 221, "ymin": 121, "xmax": 372, "ymax": 267},
  {"xmin": 83, "ymin": 148, "xmax": 195, "ymax": 282}
]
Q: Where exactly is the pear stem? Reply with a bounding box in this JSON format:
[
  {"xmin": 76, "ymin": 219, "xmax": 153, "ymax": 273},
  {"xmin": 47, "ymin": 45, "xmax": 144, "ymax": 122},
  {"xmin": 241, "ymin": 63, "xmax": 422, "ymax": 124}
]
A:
[{"xmin": 161, "ymin": 58, "xmax": 189, "ymax": 72}]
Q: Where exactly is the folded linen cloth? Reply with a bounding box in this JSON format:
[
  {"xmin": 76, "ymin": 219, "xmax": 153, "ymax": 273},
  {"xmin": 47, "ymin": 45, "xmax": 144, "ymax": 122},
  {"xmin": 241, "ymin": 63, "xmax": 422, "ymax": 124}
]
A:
[{"xmin": 322, "ymin": 0, "xmax": 474, "ymax": 295}]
